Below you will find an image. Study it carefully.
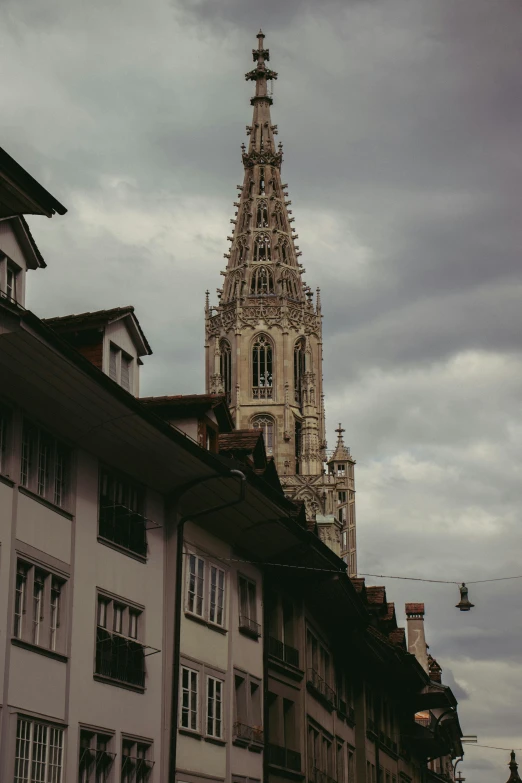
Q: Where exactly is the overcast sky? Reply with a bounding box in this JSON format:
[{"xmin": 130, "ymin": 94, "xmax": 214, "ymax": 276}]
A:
[{"xmin": 3, "ymin": 0, "xmax": 522, "ymax": 777}]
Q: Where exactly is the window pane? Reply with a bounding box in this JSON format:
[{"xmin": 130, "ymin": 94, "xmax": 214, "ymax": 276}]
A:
[{"xmin": 33, "ymin": 570, "xmax": 45, "ymax": 645}]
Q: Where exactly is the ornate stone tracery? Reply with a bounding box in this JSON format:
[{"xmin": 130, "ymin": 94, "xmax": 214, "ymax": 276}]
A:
[{"xmin": 203, "ymin": 31, "xmax": 358, "ymax": 576}]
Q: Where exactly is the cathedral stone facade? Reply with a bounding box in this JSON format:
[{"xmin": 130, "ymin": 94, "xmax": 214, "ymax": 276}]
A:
[{"xmin": 205, "ymin": 31, "xmax": 357, "ymax": 576}]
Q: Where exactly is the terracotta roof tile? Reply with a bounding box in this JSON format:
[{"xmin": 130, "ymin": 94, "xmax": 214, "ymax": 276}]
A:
[
  {"xmin": 350, "ymin": 578, "xmax": 366, "ymax": 594},
  {"xmin": 44, "ymin": 305, "xmax": 135, "ymax": 330},
  {"xmin": 219, "ymin": 430, "xmax": 263, "ymax": 452},
  {"xmin": 142, "ymin": 393, "xmax": 225, "ymax": 408},
  {"xmin": 389, "ymin": 628, "xmax": 406, "ymax": 648}
]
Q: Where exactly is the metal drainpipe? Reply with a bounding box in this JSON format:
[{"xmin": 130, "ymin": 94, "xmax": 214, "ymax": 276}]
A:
[
  {"xmin": 375, "ymin": 696, "xmax": 382, "ymax": 783},
  {"xmin": 168, "ymin": 470, "xmax": 246, "ymax": 783}
]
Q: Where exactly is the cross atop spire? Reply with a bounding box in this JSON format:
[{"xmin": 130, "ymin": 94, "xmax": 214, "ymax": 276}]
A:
[{"xmin": 331, "ymin": 422, "xmax": 351, "ymax": 462}]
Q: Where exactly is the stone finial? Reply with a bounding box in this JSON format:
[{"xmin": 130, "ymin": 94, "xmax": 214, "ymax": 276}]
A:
[
  {"xmin": 330, "ymin": 422, "xmax": 351, "ymax": 462},
  {"xmin": 507, "ymin": 752, "xmax": 522, "ymax": 783}
]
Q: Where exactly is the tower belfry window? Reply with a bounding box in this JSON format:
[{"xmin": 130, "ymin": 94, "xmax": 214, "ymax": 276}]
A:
[
  {"xmin": 252, "ymin": 334, "xmax": 273, "ymax": 400},
  {"xmin": 254, "ymin": 234, "xmax": 271, "ymax": 262},
  {"xmin": 250, "ymin": 265, "xmax": 274, "ymax": 296},
  {"xmin": 259, "ymin": 168, "xmax": 265, "ymax": 195},
  {"xmin": 220, "ymin": 340, "xmax": 232, "ymax": 404},
  {"xmin": 256, "ymin": 201, "xmax": 269, "ymax": 228},
  {"xmin": 252, "ymin": 415, "xmax": 274, "ymax": 454},
  {"xmin": 294, "ymin": 338, "xmax": 306, "ymax": 406}
]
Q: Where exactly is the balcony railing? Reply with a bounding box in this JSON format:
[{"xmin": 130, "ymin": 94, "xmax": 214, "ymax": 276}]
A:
[
  {"xmin": 268, "ymin": 743, "xmax": 301, "ymax": 772},
  {"xmin": 268, "ymin": 635, "xmax": 299, "ymax": 668},
  {"xmin": 239, "ymin": 615, "xmax": 261, "ymax": 638},
  {"xmin": 233, "ymin": 722, "xmax": 264, "ymax": 747},
  {"xmin": 252, "ymin": 386, "xmax": 273, "ymax": 400},
  {"xmin": 95, "ymin": 627, "xmax": 145, "ymax": 688},
  {"xmin": 309, "ymin": 767, "xmax": 337, "ymax": 783},
  {"xmin": 307, "ymin": 669, "xmax": 336, "ymax": 707},
  {"xmin": 99, "ymin": 503, "xmax": 147, "ymax": 557}
]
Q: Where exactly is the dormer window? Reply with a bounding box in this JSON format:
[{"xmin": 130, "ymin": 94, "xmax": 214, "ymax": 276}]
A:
[
  {"xmin": 1, "ymin": 258, "xmax": 21, "ymax": 303},
  {"xmin": 109, "ymin": 343, "xmax": 133, "ymax": 392}
]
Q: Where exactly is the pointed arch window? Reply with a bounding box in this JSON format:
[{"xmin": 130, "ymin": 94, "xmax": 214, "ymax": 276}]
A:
[
  {"xmin": 252, "ymin": 415, "xmax": 275, "ymax": 455},
  {"xmin": 220, "ymin": 339, "xmax": 232, "ymax": 405},
  {"xmin": 256, "ymin": 201, "xmax": 269, "ymax": 228},
  {"xmin": 294, "ymin": 337, "xmax": 306, "ymax": 406},
  {"xmin": 274, "ymin": 204, "xmax": 285, "ymax": 231},
  {"xmin": 254, "ymin": 234, "xmax": 271, "ymax": 262},
  {"xmin": 258, "ymin": 168, "xmax": 265, "ymax": 195},
  {"xmin": 281, "ymin": 269, "xmax": 299, "ymax": 300},
  {"xmin": 237, "ymin": 237, "xmax": 248, "ymax": 263},
  {"xmin": 252, "ymin": 334, "xmax": 273, "ymax": 400},
  {"xmin": 250, "ymin": 266, "xmax": 274, "ymax": 296}
]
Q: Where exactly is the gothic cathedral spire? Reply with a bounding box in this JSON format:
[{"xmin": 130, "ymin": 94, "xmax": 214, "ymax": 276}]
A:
[{"xmin": 205, "ymin": 32, "xmax": 357, "ymax": 576}]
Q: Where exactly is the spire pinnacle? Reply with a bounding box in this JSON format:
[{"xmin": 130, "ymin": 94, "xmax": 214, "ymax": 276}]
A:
[
  {"xmin": 508, "ymin": 752, "xmax": 522, "ymax": 783},
  {"xmin": 330, "ymin": 422, "xmax": 351, "ymax": 462}
]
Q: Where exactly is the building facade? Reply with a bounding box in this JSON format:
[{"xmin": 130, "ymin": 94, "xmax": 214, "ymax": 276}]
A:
[{"xmin": 204, "ymin": 32, "xmax": 357, "ymax": 575}]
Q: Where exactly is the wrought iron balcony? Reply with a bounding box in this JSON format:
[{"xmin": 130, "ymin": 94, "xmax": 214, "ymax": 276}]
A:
[
  {"xmin": 268, "ymin": 743, "xmax": 301, "ymax": 772},
  {"xmin": 268, "ymin": 635, "xmax": 299, "ymax": 668},
  {"xmin": 239, "ymin": 615, "xmax": 261, "ymax": 638},
  {"xmin": 95, "ymin": 627, "xmax": 145, "ymax": 688},
  {"xmin": 99, "ymin": 503, "xmax": 147, "ymax": 557},
  {"xmin": 307, "ymin": 668, "xmax": 336, "ymax": 707},
  {"xmin": 309, "ymin": 767, "xmax": 337, "ymax": 783}
]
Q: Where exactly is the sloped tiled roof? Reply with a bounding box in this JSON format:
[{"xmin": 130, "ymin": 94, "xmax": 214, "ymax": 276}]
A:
[
  {"xmin": 219, "ymin": 430, "xmax": 263, "ymax": 452},
  {"xmin": 142, "ymin": 393, "xmax": 234, "ymax": 433},
  {"xmin": 44, "ymin": 305, "xmax": 152, "ymax": 355},
  {"xmin": 0, "ymin": 146, "xmax": 67, "ymax": 218}
]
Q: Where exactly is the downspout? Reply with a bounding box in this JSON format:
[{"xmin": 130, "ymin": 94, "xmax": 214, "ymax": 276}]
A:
[
  {"xmin": 262, "ymin": 572, "xmax": 269, "ymax": 783},
  {"xmin": 375, "ymin": 695, "xmax": 382, "ymax": 783},
  {"xmin": 168, "ymin": 469, "xmax": 246, "ymax": 783}
]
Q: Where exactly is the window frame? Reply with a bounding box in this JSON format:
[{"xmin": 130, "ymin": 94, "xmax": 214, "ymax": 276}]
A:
[
  {"xmin": 14, "ymin": 715, "xmax": 65, "ymax": 783},
  {"xmin": 108, "ymin": 342, "xmax": 135, "ymax": 392},
  {"xmin": 0, "ymin": 255, "xmax": 22, "ymax": 303},
  {"xmin": 121, "ymin": 735, "xmax": 154, "ymax": 783},
  {"xmin": 95, "ymin": 591, "xmax": 146, "ymax": 690},
  {"xmin": 12, "ymin": 557, "xmax": 68, "ymax": 656},
  {"xmin": 79, "ymin": 725, "xmax": 116, "ymax": 783},
  {"xmin": 206, "ymin": 675, "xmax": 224, "ymax": 739},
  {"xmin": 179, "ymin": 658, "xmax": 227, "ymax": 742},
  {"xmin": 0, "ymin": 401, "xmax": 12, "ymax": 477},
  {"xmin": 20, "ymin": 418, "xmax": 72, "ymax": 510},
  {"xmin": 98, "ymin": 465, "xmax": 148, "ymax": 560},
  {"xmin": 251, "ymin": 414, "xmax": 275, "ymax": 455},
  {"xmin": 251, "ymin": 333, "xmax": 274, "ymax": 400},
  {"xmin": 184, "ymin": 548, "xmax": 228, "ymax": 631}
]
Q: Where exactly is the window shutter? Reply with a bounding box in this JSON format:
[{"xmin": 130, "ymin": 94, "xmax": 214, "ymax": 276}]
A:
[
  {"xmin": 109, "ymin": 347, "xmax": 118, "ymax": 382},
  {"xmin": 121, "ymin": 355, "xmax": 132, "ymax": 391}
]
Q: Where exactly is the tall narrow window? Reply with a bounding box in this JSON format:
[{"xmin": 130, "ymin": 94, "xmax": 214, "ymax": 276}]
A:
[
  {"xmin": 294, "ymin": 419, "xmax": 302, "ymax": 474},
  {"xmin": 49, "ymin": 577, "xmax": 61, "ymax": 651},
  {"xmin": 0, "ymin": 404, "xmax": 9, "ymax": 475},
  {"xmin": 15, "ymin": 719, "xmax": 64, "ymax": 783},
  {"xmin": 252, "ymin": 335, "xmax": 273, "ymax": 400},
  {"xmin": 207, "ymin": 676, "xmax": 224, "ymax": 738},
  {"xmin": 256, "ymin": 200, "xmax": 268, "ymax": 228},
  {"xmin": 6, "ymin": 262, "xmax": 18, "ymax": 301},
  {"xmin": 253, "ymin": 234, "xmax": 271, "ymax": 262},
  {"xmin": 250, "ymin": 265, "xmax": 273, "ymax": 295},
  {"xmin": 219, "ymin": 340, "xmax": 232, "ymax": 405},
  {"xmin": 181, "ymin": 666, "xmax": 199, "ymax": 731},
  {"xmin": 238, "ymin": 575, "xmax": 260, "ymax": 637},
  {"xmin": 20, "ymin": 421, "xmax": 70, "ymax": 509},
  {"xmin": 294, "ymin": 338, "xmax": 306, "ymax": 406},
  {"xmin": 109, "ymin": 345, "xmax": 118, "ymax": 382},
  {"xmin": 209, "ymin": 565, "xmax": 225, "ymax": 626},
  {"xmin": 252, "ymin": 415, "xmax": 274, "ymax": 455},
  {"xmin": 32, "ymin": 570, "xmax": 45, "ymax": 645},
  {"xmin": 258, "ymin": 167, "xmax": 265, "ymax": 195},
  {"xmin": 121, "ymin": 353, "xmax": 133, "ymax": 392},
  {"xmin": 187, "ymin": 554, "xmax": 205, "ymax": 617},
  {"xmin": 14, "ymin": 563, "xmax": 27, "ymax": 639}
]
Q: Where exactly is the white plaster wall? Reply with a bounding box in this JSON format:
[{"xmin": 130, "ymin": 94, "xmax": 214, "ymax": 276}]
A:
[
  {"xmin": 0, "ymin": 482, "xmax": 14, "ymax": 704},
  {"xmin": 104, "ymin": 320, "xmax": 140, "ymax": 395},
  {"xmin": 16, "ymin": 493, "xmax": 72, "ymax": 563},
  {"xmin": 167, "ymin": 417, "xmax": 198, "ymax": 443},
  {"xmin": 65, "ymin": 448, "xmax": 166, "ymax": 781},
  {"xmin": 0, "ymin": 221, "xmax": 28, "ymax": 305},
  {"xmin": 8, "ymin": 646, "xmax": 66, "ymax": 719}
]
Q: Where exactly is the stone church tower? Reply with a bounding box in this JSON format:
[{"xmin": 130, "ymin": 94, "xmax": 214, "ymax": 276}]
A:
[{"xmin": 205, "ymin": 31, "xmax": 357, "ymax": 576}]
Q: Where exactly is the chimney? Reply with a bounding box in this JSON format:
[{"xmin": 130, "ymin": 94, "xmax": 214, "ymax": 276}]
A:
[{"xmin": 405, "ymin": 603, "xmax": 429, "ymax": 674}]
